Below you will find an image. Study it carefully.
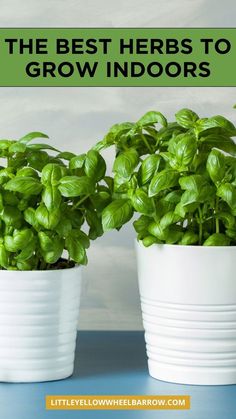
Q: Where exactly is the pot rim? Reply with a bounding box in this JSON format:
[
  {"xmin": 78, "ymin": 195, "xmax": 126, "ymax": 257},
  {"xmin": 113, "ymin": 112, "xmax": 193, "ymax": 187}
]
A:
[
  {"xmin": 0, "ymin": 264, "xmax": 81, "ymax": 274},
  {"xmin": 136, "ymin": 239, "xmax": 236, "ymax": 250}
]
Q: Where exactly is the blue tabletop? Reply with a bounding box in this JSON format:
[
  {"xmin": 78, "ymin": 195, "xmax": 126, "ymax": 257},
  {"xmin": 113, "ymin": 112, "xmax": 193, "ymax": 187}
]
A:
[{"xmin": 0, "ymin": 331, "xmax": 235, "ymax": 419}]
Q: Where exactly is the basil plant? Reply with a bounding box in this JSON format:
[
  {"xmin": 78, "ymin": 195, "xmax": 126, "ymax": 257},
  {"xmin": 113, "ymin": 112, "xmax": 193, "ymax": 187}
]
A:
[
  {"xmin": 98, "ymin": 109, "xmax": 236, "ymax": 247},
  {"xmin": 0, "ymin": 132, "xmax": 111, "ymax": 270}
]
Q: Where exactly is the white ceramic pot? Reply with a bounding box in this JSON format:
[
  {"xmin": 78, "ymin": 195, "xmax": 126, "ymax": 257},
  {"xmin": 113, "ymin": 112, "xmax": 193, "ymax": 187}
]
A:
[
  {"xmin": 0, "ymin": 266, "xmax": 81, "ymax": 383},
  {"xmin": 136, "ymin": 241, "xmax": 236, "ymax": 385}
]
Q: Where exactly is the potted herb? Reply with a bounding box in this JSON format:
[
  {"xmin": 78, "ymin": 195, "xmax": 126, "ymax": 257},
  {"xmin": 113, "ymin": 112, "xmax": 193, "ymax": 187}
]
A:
[
  {"xmin": 98, "ymin": 109, "xmax": 236, "ymax": 385},
  {"xmin": 0, "ymin": 132, "xmax": 110, "ymax": 382}
]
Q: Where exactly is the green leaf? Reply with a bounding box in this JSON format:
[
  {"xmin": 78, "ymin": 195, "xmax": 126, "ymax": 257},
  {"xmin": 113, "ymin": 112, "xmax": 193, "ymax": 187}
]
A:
[
  {"xmin": 179, "ymin": 174, "xmax": 208, "ymax": 192},
  {"xmin": 165, "ymin": 226, "xmax": 183, "ymax": 244},
  {"xmin": 175, "ymin": 108, "xmax": 199, "ymax": 128},
  {"xmin": 55, "ymin": 165, "xmax": 68, "ymax": 177},
  {"xmin": 94, "ymin": 123, "xmax": 134, "ymax": 152},
  {"xmin": 225, "ymin": 228, "xmax": 236, "ymax": 239},
  {"xmin": 42, "ymin": 185, "xmax": 61, "ymax": 210},
  {"xmin": 180, "ymin": 231, "xmax": 198, "ymax": 245},
  {"xmin": 85, "ymin": 150, "xmax": 106, "ymax": 181},
  {"xmin": 0, "ymin": 194, "xmax": 3, "ymax": 212},
  {"xmin": 18, "ymin": 197, "xmax": 29, "ymax": 211},
  {"xmin": 133, "ymin": 215, "xmax": 150, "ymax": 235},
  {"xmin": 174, "ymin": 202, "xmax": 186, "ymax": 218},
  {"xmin": 113, "ymin": 149, "xmax": 139, "ymax": 180},
  {"xmin": 0, "ymin": 140, "xmax": 12, "ymax": 150},
  {"xmin": 142, "ymin": 236, "xmax": 157, "ymax": 247},
  {"xmin": 65, "ymin": 235, "xmax": 86, "ymax": 264},
  {"xmin": 2, "ymin": 191, "xmax": 19, "ymax": 206},
  {"xmin": 158, "ymin": 122, "xmax": 185, "ymax": 142},
  {"xmin": 38, "ymin": 231, "xmax": 64, "ymax": 264},
  {"xmin": 0, "ymin": 244, "xmax": 9, "ymax": 268},
  {"xmin": 137, "ymin": 111, "xmax": 167, "ymax": 128},
  {"xmin": 86, "ymin": 210, "xmax": 103, "ymax": 239},
  {"xmin": 24, "ymin": 207, "xmax": 41, "ymax": 231},
  {"xmin": 7, "ymin": 154, "xmax": 26, "ymax": 170},
  {"xmin": 131, "ymin": 189, "xmax": 154, "ymax": 215},
  {"xmin": 69, "ymin": 154, "xmax": 86, "ymax": 170},
  {"xmin": 41, "ymin": 163, "xmax": 63, "ymax": 186},
  {"xmin": 17, "ymin": 167, "xmax": 39, "ymax": 178},
  {"xmin": 203, "ymin": 233, "xmax": 230, "ymax": 246},
  {"xmin": 197, "ymin": 116, "xmax": 236, "ymax": 135},
  {"xmin": 59, "ymin": 176, "xmax": 94, "ymax": 197},
  {"xmin": 218, "ymin": 212, "xmax": 235, "ymax": 229},
  {"xmin": 140, "ymin": 154, "xmax": 160, "ymax": 185},
  {"xmin": 27, "ymin": 143, "xmax": 59, "ymax": 152},
  {"xmin": 113, "ymin": 173, "xmax": 129, "ymax": 193},
  {"xmin": 200, "ymin": 134, "xmax": 236, "ymax": 156},
  {"xmin": 102, "ymin": 199, "xmax": 133, "ymax": 231},
  {"xmin": 149, "ymin": 170, "xmax": 179, "ymax": 197},
  {"xmin": 28, "ymin": 150, "xmax": 49, "ymax": 171},
  {"xmin": 191, "ymin": 151, "xmax": 208, "ymax": 172},
  {"xmin": 180, "ymin": 176, "xmax": 214, "ymax": 205},
  {"xmin": 35, "ymin": 204, "xmax": 60, "ymax": 229},
  {"xmin": 102, "ymin": 122, "xmax": 134, "ymax": 147},
  {"xmin": 175, "ymin": 134, "xmax": 197, "ymax": 166},
  {"xmin": 206, "ymin": 149, "xmax": 225, "ymax": 185},
  {"xmin": 148, "ymin": 221, "xmax": 166, "ymax": 241},
  {"xmin": 226, "ymin": 156, "xmax": 236, "ymax": 184},
  {"xmin": 1, "ymin": 206, "xmax": 23, "ymax": 227},
  {"xmin": 0, "ymin": 168, "xmax": 15, "ymax": 186},
  {"xmin": 9, "ymin": 142, "xmax": 26, "ymax": 153},
  {"xmin": 66, "ymin": 208, "xmax": 84, "ymax": 228},
  {"xmin": 180, "ymin": 190, "xmax": 199, "ymax": 206},
  {"xmin": 56, "ymin": 151, "xmax": 76, "ymax": 160},
  {"xmin": 16, "ymin": 258, "xmax": 36, "ymax": 270},
  {"xmin": 217, "ymin": 183, "xmax": 236, "ymax": 210},
  {"xmin": 168, "ymin": 133, "xmax": 184, "ymax": 155},
  {"xmin": 15, "ymin": 238, "xmax": 36, "ymax": 262},
  {"xmin": 18, "ymin": 132, "xmax": 49, "ymax": 144},
  {"xmin": 13, "ymin": 229, "xmax": 34, "ymax": 249},
  {"xmin": 70, "ymin": 229, "xmax": 90, "ymax": 249},
  {"xmin": 90, "ymin": 191, "xmax": 111, "ymax": 213},
  {"xmin": 160, "ymin": 211, "xmax": 180, "ymax": 230},
  {"xmin": 5, "ymin": 229, "xmax": 34, "ymax": 252},
  {"xmin": 55, "ymin": 216, "xmax": 72, "ymax": 237},
  {"xmin": 5, "ymin": 176, "xmax": 42, "ymax": 195},
  {"xmin": 163, "ymin": 190, "xmax": 182, "ymax": 204}
]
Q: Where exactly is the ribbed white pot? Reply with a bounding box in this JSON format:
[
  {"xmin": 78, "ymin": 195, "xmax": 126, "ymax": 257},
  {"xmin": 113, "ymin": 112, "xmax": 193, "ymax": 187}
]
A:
[
  {"xmin": 0, "ymin": 266, "xmax": 81, "ymax": 383},
  {"xmin": 136, "ymin": 241, "xmax": 236, "ymax": 385}
]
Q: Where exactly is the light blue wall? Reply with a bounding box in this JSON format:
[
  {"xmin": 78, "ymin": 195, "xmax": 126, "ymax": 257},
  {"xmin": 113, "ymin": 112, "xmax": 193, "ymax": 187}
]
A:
[{"xmin": 0, "ymin": 0, "xmax": 235, "ymax": 329}]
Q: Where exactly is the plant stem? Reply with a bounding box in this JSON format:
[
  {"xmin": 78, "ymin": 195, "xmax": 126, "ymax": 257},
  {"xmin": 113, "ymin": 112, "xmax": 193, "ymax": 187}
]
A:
[
  {"xmin": 151, "ymin": 197, "xmax": 156, "ymax": 216},
  {"xmin": 215, "ymin": 197, "xmax": 219, "ymax": 234},
  {"xmin": 194, "ymin": 128, "xmax": 199, "ymax": 141},
  {"xmin": 141, "ymin": 133, "xmax": 152, "ymax": 153},
  {"xmin": 39, "ymin": 259, "xmax": 46, "ymax": 270},
  {"xmin": 73, "ymin": 194, "xmax": 90, "ymax": 209}
]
